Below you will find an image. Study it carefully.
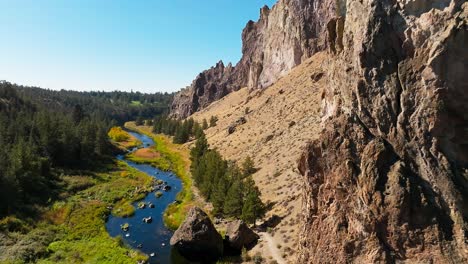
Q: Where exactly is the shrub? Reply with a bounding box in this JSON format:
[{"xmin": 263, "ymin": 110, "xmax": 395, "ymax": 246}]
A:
[
  {"xmin": 108, "ymin": 127, "xmax": 130, "ymax": 142},
  {"xmin": 0, "ymin": 216, "xmax": 29, "ymax": 233}
]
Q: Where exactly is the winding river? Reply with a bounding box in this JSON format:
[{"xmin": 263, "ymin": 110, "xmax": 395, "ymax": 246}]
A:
[{"xmin": 105, "ymin": 131, "xmax": 190, "ymax": 264}]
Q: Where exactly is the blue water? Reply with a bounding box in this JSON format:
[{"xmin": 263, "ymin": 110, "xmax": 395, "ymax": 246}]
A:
[{"xmin": 106, "ymin": 131, "xmax": 191, "ymax": 264}]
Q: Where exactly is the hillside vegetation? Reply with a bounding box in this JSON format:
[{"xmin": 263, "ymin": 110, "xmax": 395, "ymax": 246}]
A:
[
  {"xmin": 0, "ymin": 82, "xmax": 173, "ymax": 263},
  {"xmin": 190, "ymin": 52, "xmax": 327, "ymax": 262}
]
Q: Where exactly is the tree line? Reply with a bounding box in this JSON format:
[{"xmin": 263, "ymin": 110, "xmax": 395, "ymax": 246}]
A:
[
  {"xmin": 146, "ymin": 115, "xmax": 265, "ymax": 224},
  {"xmin": 190, "ymin": 133, "xmax": 265, "ymax": 224},
  {"xmin": 12, "ymin": 83, "xmax": 173, "ymax": 125},
  {"xmin": 152, "ymin": 116, "xmax": 204, "ymax": 144}
]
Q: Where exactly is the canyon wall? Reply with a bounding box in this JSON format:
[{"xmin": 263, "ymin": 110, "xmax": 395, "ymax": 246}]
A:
[
  {"xmin": 171, "ymin": 0, "xmax": 468, "ymax": 262},
  {"xmin": 298, "ymin": 0, "xmax": 468, "ymax": 263},
  {"xmin": 170, "ymin": 0, "xmax": 336, "ymax": 118}
]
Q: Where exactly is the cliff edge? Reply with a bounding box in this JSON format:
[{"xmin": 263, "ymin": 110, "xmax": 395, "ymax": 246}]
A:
[
  {"xmin": 173, "ymin": 0, "xmax": 468, "ymax": 262},
  {"xmin": 170, "ymin": 0, "xmax": 337, "ymax": 118}
]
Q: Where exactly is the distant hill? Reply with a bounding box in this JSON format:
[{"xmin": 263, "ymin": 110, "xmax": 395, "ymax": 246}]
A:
[{"xmin": 7, "ymin": 82, "xmax": 173, "ymax": 124}]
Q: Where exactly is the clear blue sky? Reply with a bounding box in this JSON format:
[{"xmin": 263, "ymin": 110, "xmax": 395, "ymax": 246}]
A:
[{"xmin": 0, "ymin": 0, "xmax": 276, "ymax": 93}]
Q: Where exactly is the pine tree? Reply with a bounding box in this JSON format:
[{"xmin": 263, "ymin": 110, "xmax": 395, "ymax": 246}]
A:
[
  {"xmin": 202, "ymin": 119, "xmax": 209, "ymax": 130},
  {"xmin": 241, "ymin": 176, "xmax": 266, "ymax": 225},
  {"xmin": 153, "ymin": 119, "xmax": 161, "ymax": 133},
  {"xmin": 211, "ymin": 175, "xmax": 229, "ymax": 216},
  {"xmin": 145, "ymin": 119, "xmax": 153, "ymax": 126},
  {"xmin": 135, "ymin": 116, "xmax": 144, "ymax": 126},
  {"xmin": 173, "ymin": 120, "xmax": 190, "ymax": 144},
  {"xmin": 209, "ymin": 116, "xmax": 218, "ymax": 127},
  {"xmin": 192, "ymin": 122, "xmax": 203, "ymax": 139},
  {"xmin": 72, "ymin": 104, "xmax": 84, "ymax": 124},
  {"xmin": 224, "ymin": 167, "xmax": 244, "ymax": 217},
  {"xmin": 190, "ymin": 133, "xmax": 208, "ymax": 161},
  {"xmin": 241, "ymin": 156, "xmax": 256, "ymax": 176},
  {"xmin": 190, "ymin": 133, "xmax": 209, "ymax": 184},
  {"xmin": 201, "ymin": 150, "xmax": 226, "ymax": 199},
  {"xmin": 94, "ymin": 125, "xmax": 108, "ymax": 156}
]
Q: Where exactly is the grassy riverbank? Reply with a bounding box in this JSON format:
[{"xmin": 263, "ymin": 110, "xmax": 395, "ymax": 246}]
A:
[
  {"xmin": 0, "ymin": 161, "xmax": 153, "ymax": 263},
  {"xmin": 124, "ymin": 122, "xmax": 196, "ymax": 230}
]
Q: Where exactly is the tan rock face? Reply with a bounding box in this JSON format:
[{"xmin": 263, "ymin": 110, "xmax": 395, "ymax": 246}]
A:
[
  {"xmin": 171, "ymin": 0, "xmax": 467, "ymax": 262},
  {"xmin": 190, "ymin": 52, "xmax": 326, "ymax": 262},
  {"xmin": 299, "ymin": 1, "xmax": 468, "ymax": 263},
  {"xmin": 170, "ymin": 0, "xmax": 337, "ymax": 119}
]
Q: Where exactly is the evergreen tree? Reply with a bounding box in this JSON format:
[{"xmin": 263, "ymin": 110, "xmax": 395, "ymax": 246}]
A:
[
  {"xmin": 190, "ymin": 133, "xmax": 208, "ymax": 161},
  {"xmin": 145, "ymin": 119, "xmax": 153, "ymax": 126},
  {"xmin": 153, "ymin": 117, "xmax": 162, "ymax": 133},
  {"xmin": 200, "ymin": 150, "xmax": 226, "ymax": 199},
  {"xmin": 173, "ymin": 120, "xmax": 190, "ymax": 144},
  {"xmin": 209, "ymin": 116, "xmax": 218, "ymax": 127},
  {"xmin": 224, "ymin": 167, "xmax": 244, "ymax": 217},
  {"xmin": 72, "ymin": 104, "xmax": 84, "ymax": 124},
  {"xmin": 190, "ymin": 133, "xmax": 209, "ymax": 184},
  {"xmin": 202, "ymin": 119, "xmax": 209, "ymax": 130},
  {"xmin": 211, "ymin": 175, "xmax": 229, "ymax": 216},
  {"xmin": 241, "ymin": 176, "xmax": 266, "ymax": 225},
  {"xmin": 94, "ymin": 125, "xmax": 108, "ymax": 156},
  {"xmin": 241, "ymin": 156, "xmax": 256, "ymax": 176},
  {"xmin": 135, "ymin": 116, "xmax": 144, "ymax": 126},
  {"xmin": 192, "ymin": 122, "xmax": 203, "ymax": 139}
]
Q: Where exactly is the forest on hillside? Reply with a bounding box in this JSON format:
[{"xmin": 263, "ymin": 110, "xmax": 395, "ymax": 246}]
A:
[
  {"xmin": 0, "ymin": 81, "xmax": 172, "ymax": 217},
  {"xmin": 11, "ymin": 82, "xmax": 173, "ymax": 124}
]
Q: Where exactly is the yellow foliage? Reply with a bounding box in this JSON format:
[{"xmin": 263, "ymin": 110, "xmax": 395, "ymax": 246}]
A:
[{"xmin": 108, "ymin": 127, "xmax": 130, "ymax": 142}]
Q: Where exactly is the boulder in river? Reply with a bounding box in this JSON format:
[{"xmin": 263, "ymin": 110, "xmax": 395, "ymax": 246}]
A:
[
  {"xmin": 225, "ymin": 220, "xmax": 259, "ymax": 251},
  {"xmin": 170, "ymin": 207, "xmax": 223, "ymax": 261},
  {"xmin": 120, "ymin": 223, "xmax": 130, "ymax": 232}
]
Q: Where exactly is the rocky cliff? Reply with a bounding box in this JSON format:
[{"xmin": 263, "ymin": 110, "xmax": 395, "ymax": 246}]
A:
[
  {"xmin": 172, "ymin": 0, "xmax": 467, "ymax": 262},
  {"xmin": 170, "ymin": 0, "xmax": 337, "ymax": 118},
  {"xmin": 298, "ymin": 1, "xmax": 468, "ymax": 263}
]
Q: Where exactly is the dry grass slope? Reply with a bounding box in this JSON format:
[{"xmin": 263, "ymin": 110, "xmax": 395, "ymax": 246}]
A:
[{"xmin": 190, "ymin": 52, "xmax": 327, "ymax": 262}]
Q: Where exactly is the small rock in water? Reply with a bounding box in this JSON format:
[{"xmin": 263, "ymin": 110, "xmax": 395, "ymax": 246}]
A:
[
  {"xmin": 162, "ymin": 243, "xmax": 165, "ymax": 246},
  {"xmin": 120, "ymin": 223, "xmax": 130, "ymax": 232},
  {"xmin": 137, "ymin": 244, "xmax": 142, "ymax": 248},
  {"xmin": 125, "ymin": 233, "xmax": 130, "ymax": 237},
  {"xmin": 150, "ymin": 253, "xmax": 155, "ymax": 257},
  {"xmin": 143, "ymin": 216, "xmax": 153, "ymax": 223}
]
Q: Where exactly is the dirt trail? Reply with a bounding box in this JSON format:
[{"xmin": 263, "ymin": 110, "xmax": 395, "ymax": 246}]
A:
[{"xmin": 261, "ymin": 232, "xmax": 286, "ymax": 264}]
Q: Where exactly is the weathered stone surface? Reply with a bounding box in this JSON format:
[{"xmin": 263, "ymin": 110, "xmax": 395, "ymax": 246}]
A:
[
  {"xmin": 170, "ymin": 0, "xmax": 337, "ymax": 118},
  {"xmin": 225, "ymin": 220, "xmax": 259, "ymax": 251},
  {"xmin": 170, "ymin": 207, "xmax": 223, "ymax": 261},
  {"xmin": 298, "ymin": 1, "xmax": 468, "ymax": 263}
]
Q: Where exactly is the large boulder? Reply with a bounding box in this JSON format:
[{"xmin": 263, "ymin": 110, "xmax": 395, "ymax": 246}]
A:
[
  {"xmin": 225, "ymin": 220, "xmax": 259, "ymax": 251},
  {"xmin": 170, "ymin": 207, "xmax": 223, "ymax": 261}
]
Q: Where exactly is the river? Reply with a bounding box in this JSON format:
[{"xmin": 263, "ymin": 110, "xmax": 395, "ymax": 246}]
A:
[{"xmin": 105, "ymin": 131, "xmax": 191, "ymax": 264}]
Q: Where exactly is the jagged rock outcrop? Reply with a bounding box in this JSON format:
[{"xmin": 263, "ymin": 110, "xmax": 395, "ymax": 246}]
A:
[
  {"xmin": 299, "ymin": 1, "xmax": 468, "ymax": 263},
  {"xmin": 170, "ymin": 0, "xmax": 337, "ymax": 118},
  {"xmin": 170, "ymin": 207, "xmax": 223, "ymax": 261}
]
